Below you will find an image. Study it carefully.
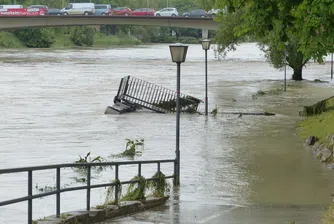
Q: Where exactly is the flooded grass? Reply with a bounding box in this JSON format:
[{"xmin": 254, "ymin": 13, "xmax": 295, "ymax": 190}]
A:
[
  {"xmin": 322, "ymin": 205, "xmax": 334, "ymax": 224},
  {"xmin": 298, "ymin": 110, "xmax": 334, "ymax": 142}
]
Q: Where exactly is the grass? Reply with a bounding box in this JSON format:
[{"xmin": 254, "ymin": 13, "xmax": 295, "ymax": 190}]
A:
[
  {"xmin": 94, "ymin": 33, "xmax": 141, "ymax": 46},
  {"xmin": 60, "ymin": 213, "xmax": 72, "ymax": 219},
  {"xmin": 51, "ymin": 33, "xmax": 74, "ymax": 48},
  {"xmin": 322, "ymin": 205, "xmax": 334, "ymax": 224},
  {"xmin": 0, "ymin": 31, "xmax": 25, "ymax": 48},
  {"xmin": 297, "ymin": 110, "xmax": 334, "ymax": 143}
]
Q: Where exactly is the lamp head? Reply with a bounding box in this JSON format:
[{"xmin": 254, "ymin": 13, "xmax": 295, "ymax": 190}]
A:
[
  {"xmin": 201, "ymin": 39, "xmax": 211, "ymax": 50},
  {"xmin": 169, "ymin": 43, "xmax": 189, "ymax": 63}
]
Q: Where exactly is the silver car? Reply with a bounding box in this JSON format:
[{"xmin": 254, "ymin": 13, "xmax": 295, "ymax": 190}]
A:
[{"xmin": 154, "ymin": 8, "xmax": 178, "ymax": 17}]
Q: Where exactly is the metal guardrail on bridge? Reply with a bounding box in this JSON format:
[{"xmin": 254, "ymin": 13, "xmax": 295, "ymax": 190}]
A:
[
  {"xmin": 112, "ymin": 75, "xmax": 202, "ymax": 113},
  {"xmin": 0, "ymin": 159, "xmax": 176, "ymax": 224}
]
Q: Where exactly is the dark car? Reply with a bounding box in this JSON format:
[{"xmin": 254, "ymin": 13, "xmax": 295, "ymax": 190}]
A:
[
  {"xmin": 132, "ymin": 8, "xmax": 155, "ymax": 16},
  {"xmin": 182, "ymin": 9, "xmax": 207, "ymax": 17},
  {"xmin": 47, "ymin": 8, "xmax": 61, "ymax": 15},
  {"xmin": 94, "ymin": 4, "xmax": 112, "ymax": 15}
]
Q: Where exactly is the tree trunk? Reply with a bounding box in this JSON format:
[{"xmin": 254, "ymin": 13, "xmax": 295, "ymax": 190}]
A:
[{"xmin": 292, "ymin": 66, "xmax": 303, "ymax": 81}]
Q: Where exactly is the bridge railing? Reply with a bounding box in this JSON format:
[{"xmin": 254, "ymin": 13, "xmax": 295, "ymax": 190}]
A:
[
  {"xmin": 115, "ymin": 75, "xmax": 202, "ymax": 113},
  {"xmin": 0, "ymin": 159, "xmax": 176, "ymax": 224}
]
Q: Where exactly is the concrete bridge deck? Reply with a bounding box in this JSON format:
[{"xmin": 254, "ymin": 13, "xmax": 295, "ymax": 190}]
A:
[{"xmin": 0, "ymin": 15, "xmax": 219, "ymax": 30}]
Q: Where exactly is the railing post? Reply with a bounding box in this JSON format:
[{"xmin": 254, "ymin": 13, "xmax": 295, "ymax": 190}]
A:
[
  {"xmin": 157, "ymin": 162, "xmax": 161, "ymax": 189},
  {"xmin": 28, "ymin": 170, "xmax": 32, "ymax": 224},
  {"xmin": 138, "ymin": 163, "xmax": 141, "ymax": 177},
  {"xmin": 56, "ymin": 168, "xmax": 60, "ymax": 218},
  {"xmin": 115, "ymin": 165, "xmax": 119, "ymax": 203},
  {"xmin": 173, "ymin": 160, "xmax": 177, "ymax": 186},
  {"xmin": 86, "ymin": 165, "xmax": 91, "ymax": 211}
]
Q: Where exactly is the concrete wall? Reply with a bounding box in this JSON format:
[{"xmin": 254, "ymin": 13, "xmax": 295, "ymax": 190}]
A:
[
  {"xmin": 34, "ymin": 196, "xmax": 169, "ymax": 224},
  {"xmin": 0, "ymin": 16, "xmax": 219, "ymax": 31}
]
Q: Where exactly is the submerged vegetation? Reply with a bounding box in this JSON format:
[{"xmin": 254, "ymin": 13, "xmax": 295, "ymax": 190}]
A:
[
  {"xmin": 299, "ymin": 96, "xmax": 334, "ymax": 117},
  {"xmin": 122, "ymin": 176, "xmax": 147, "ymax": 201},
  {"xmin": 96, "ymin": 171, "xmax": 170, "ymax": 209},
  {"xmin": 147, "ymin": 171, "xmax": 170, "ymax": 197},
  {"xmin": 252, "ymin": 88, "xmax": 284, "ymax": 100},
  {"xmin": 74, "ymin": 151, "xmax": 105, "ymax": 173},
  {"xmin": 111, "ymin": 138, "xmax": 144, "ymax": 159}
]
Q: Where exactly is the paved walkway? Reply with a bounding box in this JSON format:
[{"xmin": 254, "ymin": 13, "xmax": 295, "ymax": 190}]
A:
[{"xmin": 103, "ymin": 196, "xmax": 325, "ymax": 224}]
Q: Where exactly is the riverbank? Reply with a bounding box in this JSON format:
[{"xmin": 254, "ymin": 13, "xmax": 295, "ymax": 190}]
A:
[
  {"xmin": 0, "ymin": 31, "xmax": 142, "ymax": 49},
  {"xmin": 0, "ymin": 28, "xmax": 202, "ymax": 49},
  {"xmin": 297, "ymin": 97, "xmax": 334, "ymax": 224},
  {"xmin": 297, "ymin": 97, "xmax": 334, "ymax": 166}
]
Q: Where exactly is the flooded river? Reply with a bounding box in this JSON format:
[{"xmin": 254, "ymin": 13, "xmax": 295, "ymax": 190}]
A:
[{"xmin": 1, "ymin": 43, "xmax": 334, "ymax": 223}]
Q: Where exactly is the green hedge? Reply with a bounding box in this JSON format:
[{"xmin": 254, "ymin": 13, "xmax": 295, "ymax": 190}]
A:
[{"xmin": 14, "ymin": 28, "xmax": 55, "ymax": 48}]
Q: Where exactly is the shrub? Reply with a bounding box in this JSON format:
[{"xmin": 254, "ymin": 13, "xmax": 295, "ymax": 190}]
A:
[
  {"xmin": 179, "ymin": 36, "xmax": 199, "ymax": 44},
  {"xmin": 0, "ymin": 32, "xmax": 23, "ymax": 48},
  {"xmin": 131, "ymin": 26, "xmax": 151, "ymax": 43},
  {"xmin": 70, "ymin": 26, "xmax": 96, "ymax": 46},
  {"xmin": 14, "ymin": 28, "xmax": 55, "ymax": 48}
]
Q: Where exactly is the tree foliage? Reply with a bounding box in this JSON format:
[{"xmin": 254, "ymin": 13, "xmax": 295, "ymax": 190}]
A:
[
  {"xmin": 212, "ymin": 0, "xmax": 332, "ymax": 80},
  {"xmin": 293, "ymin": 0, "xmax": 334, "ymax": 61},
  {"xmin": 14, "ymin": 28, "xmax": 55, "ymax": 48}
]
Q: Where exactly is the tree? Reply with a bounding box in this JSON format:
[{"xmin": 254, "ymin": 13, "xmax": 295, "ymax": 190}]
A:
[
  {"xmin": 214, "ymin": 0, "xmax": 314, "ymax": 80},
  {"xmin": 14, "ymin": 28, "xmax": 55, "ymax": 48}
]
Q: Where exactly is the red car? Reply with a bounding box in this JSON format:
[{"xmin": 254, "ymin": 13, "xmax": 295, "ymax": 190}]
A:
[
  {"xmin": 111, "ymin": 7, "xmax": 131, "ymax": 16},
  {"xmin": 132, "ymin": 8, "xmax": 155, "ymax": 16}
]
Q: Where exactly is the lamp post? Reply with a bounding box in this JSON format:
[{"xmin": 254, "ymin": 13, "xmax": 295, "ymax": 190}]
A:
[
  {"xmin": 201, "ymin": 39, "xmax": 211, "ymax": 116},
  {"xmin": 284, "ymin": 42, "xmax": 288, "ymax": 92},
  {"xmin": 284, "ymin": 47, "xmax": 287, "ymax": 92},
  {"xmin": 331, "ymin": 53, "xmax": 333, "ymax": 80},
  {"xmin": 169, "ymin": 43, "xmax": 188, "ymax": 186}
]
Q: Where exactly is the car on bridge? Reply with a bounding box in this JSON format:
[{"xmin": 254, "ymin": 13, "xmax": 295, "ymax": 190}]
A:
[
  {"xmin": 47, "ymin": 8, "xmax": 61, "ymax": 15},
  {"xmin": 182, "ymin": 9, "xmax": 208, "ymax": 17},
  {"xmin": 28, "ymin": 5, "xmax": 48, "ymax": 14},
  {"xmin": 111, "ymin": 7, "xmax": 131, "ymax": 16},
  {"xmin": 132, "ymin": 8, "xmax": 155, "ymax": 16},
  {"xmin": 154, "ymin": 8, "xmax": 178, "ymax": 17},
  {"xmin": 94, "ymin": 4, "xmax": 112, "ymax": 16},
  {"xmin": 0, "ymin": 4, "xmax": 23, "ymax": 9},
  {"xmin": 61, "ymin": 3, "xmax": 95, "ymax": 16}
]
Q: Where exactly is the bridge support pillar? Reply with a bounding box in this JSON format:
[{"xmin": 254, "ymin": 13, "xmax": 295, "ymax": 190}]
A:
[{"xmin": 202, "ymin": 29, "xmax": 209, "ymax": 39}]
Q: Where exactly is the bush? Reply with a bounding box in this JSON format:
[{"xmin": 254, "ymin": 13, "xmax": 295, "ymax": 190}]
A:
[
  {"xmin": 131, "ymin": 26, "xmax": 151, "ymax": 43},
  {"xmin": 14, "ymin": 28, "xmax": 55, "ymax": 48},
  {"xmin": 70, "ymin": 26, "xmax": 96, "ymax": 46},
  {"xmin": 179, "ymin": 36, "xmax": 199, "ymax": 44},
  {"xmin": 0, "ymin": 32, "xmax": 24, "ymax": 48}
]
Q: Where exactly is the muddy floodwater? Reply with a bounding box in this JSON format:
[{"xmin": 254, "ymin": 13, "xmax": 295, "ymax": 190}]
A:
[{"xmin": 1, "ymin": 43, "xmax": 334, "ymax": 224}]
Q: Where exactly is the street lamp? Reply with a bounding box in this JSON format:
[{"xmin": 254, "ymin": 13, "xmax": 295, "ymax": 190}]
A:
[
  {"xmin": 169, "ymin": 43, "xmax": 188, "ymax": 186},
  {"xmin": 201, "ymin": 39, "xmax": 211, "ymax": 116}
]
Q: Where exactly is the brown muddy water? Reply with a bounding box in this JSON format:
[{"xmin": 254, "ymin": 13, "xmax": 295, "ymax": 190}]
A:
[{"xmin": 1, "ymin": 43, "xmax": 334, "ymax": 223}]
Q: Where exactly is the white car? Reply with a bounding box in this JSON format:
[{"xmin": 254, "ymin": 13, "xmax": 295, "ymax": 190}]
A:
[
  {"xmin": 61, "ymin": 3, "xmax": 95, "ymax": 15},
  {"xmin": 154, "ymin": 8, "xmax": 178, "ymax": 17}
]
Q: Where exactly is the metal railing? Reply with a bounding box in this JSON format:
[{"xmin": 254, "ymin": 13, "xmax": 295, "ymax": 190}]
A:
[
  {"xmin": 114, "ymin": 76, "xmax": 202, "ymax": 113},
  {"xmin": 0, "ymin": 159, "xmax": 176, "ymax": 224}
]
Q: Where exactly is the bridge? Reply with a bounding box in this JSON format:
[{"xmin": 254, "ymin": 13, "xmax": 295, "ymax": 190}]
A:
[{"xmin": 0, "ymin": 15, "xmax": 219, "ymax": 31}]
